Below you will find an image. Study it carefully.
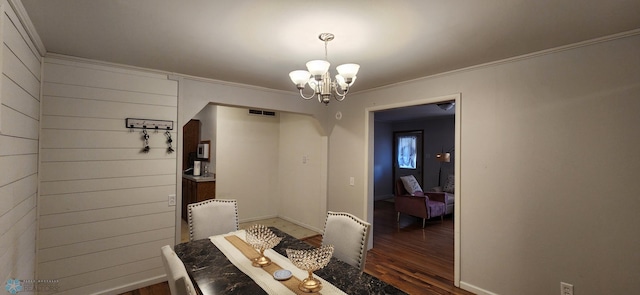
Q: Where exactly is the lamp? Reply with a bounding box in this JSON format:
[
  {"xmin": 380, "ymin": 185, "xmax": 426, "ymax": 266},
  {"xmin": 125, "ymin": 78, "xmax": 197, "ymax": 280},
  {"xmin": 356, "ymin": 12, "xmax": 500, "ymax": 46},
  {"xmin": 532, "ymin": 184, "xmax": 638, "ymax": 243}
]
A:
[
  {"xmin": 435, "ymin": 149, "xmax": 453, "ymax": 187},
  {"xmin": 437, "ymin": 102, "xmax": 455, "ymax": 111},
  {"xmin": 289, "ymin": 33, "xmax": 360, "ymax": 105},
  {"xmin": 435, "ymin": 152, "xmax": 451, "ymax": 163}
]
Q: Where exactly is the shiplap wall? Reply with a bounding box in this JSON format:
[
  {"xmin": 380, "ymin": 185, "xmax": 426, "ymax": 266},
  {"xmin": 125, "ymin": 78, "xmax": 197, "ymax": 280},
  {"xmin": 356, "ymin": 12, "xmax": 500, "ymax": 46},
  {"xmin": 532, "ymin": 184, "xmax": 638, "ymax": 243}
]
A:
[
  {"xmin": 38, "ymin": 57, "xmax": 178, "ymax": 294},
  {"xmin": 0, "ymin": 0, "xmax": 41, "ymax": 285}
]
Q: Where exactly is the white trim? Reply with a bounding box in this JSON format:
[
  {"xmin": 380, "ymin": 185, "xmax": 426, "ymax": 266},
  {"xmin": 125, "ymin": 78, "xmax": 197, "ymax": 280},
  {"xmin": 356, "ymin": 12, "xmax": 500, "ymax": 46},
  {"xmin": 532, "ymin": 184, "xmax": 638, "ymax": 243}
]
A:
[
  {"xmin": 353, "ymin": 28, "xmax": 640, "ymax": 95},
  {"xmin": 364, "ymin": 92, "xmax": 462, "ymax": 285},
  {"xmin": 453, "ymin": 94, "xmax": 461, "ymax": 286},
  {"xmin": 7, "ymin": 0, "xmax": 45, "ymax": 56},
  {"xmin": 172, "ymin": 75, "xmax": 183, "ymax": 246},
  {"xmin": 45, "ymin": 52, "xmax": 297, "ymax": 96},
  {"xmin": 459, "ymin": 281, "xmax": 499, "ymax": 295},
  {"xmin": 277, "ymin": 214, "xmax": 324, "ymax": 235},
  {"xmin": 0, "ymin": 2, "xmax": 4, "ymax": 134}
]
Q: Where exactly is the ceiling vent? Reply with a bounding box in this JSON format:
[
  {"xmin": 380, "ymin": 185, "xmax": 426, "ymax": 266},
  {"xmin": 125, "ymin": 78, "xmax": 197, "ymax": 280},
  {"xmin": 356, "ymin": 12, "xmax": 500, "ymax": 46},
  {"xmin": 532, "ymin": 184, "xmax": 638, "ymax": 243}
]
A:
[{"xmin": 248, "ymin": 109, "xmax": 277, "ymax": 117}]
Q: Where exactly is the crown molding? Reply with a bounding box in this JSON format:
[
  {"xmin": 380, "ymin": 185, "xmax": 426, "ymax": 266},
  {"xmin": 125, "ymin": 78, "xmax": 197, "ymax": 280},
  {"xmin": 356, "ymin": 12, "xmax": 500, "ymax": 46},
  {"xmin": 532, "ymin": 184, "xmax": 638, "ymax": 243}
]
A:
[
  {"xmin": 355, "ymin": 28, "xmax": 640, "ymax": 95},
  {"xmin": 8, "ymin": 0, "xmax": 45, "ymax": 56},
  {"xmin": 44, "ymin": 52, "xmax": 297, "ymax": 96}
]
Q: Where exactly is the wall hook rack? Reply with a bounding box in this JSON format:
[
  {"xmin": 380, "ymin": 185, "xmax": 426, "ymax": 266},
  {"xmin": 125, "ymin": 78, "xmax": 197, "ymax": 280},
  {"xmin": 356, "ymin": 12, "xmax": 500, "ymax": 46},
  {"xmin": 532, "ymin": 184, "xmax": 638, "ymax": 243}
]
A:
[{"xmin": 126, "ymin": 118, "xmax": 173, "ymax": 130}]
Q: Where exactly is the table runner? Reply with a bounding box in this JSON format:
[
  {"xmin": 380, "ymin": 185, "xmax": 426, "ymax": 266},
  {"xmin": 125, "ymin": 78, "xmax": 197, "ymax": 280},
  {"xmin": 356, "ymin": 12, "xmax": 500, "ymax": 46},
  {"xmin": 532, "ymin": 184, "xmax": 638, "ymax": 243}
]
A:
[{"xmin": 210, "ymin": 230, "xmax": 346, "ymax": 295}]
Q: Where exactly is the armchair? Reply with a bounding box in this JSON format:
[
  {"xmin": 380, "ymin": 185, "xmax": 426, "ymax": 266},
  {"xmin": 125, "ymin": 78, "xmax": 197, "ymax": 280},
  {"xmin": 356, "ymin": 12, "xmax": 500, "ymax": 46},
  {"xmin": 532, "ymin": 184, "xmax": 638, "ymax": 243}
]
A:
[
  {"xmin": 394, "ymin": 176, "xmax": 446, "ymax": 227},
  {"xmin": 430, "ymin": 174, "xmax": 455, "ymax": 215}
]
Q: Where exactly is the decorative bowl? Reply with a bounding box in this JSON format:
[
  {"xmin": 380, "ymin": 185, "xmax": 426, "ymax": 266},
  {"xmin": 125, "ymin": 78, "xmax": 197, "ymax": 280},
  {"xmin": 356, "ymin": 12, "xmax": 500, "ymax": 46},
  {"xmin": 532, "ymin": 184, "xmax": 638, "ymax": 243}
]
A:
[
  {"xmin": 245, "ymin": 224, "xmax": 282, "ymax": 267},
  {"xmin": 286, "ymin": 245, "xmax": 334, "ymax": 293}
]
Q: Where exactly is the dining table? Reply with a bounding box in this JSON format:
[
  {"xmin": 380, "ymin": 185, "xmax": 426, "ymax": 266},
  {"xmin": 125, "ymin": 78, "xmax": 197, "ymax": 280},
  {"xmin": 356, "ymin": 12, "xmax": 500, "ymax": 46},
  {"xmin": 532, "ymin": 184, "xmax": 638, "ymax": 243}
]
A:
[{"xmin": 174, "ymin": 227, "xmax": 406, "ymax": 294}]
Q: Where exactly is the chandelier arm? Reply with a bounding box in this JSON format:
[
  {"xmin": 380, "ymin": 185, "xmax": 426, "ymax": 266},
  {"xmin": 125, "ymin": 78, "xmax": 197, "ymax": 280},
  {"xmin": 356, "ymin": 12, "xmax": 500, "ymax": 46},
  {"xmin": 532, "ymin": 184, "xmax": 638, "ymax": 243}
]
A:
[
  {"xmin": 333, "ymin": 85, "xmax": 349, "ymax": 102},
  {"xmin": 298, "ymin": 88, "xmax": 317, "ymax": 100}
]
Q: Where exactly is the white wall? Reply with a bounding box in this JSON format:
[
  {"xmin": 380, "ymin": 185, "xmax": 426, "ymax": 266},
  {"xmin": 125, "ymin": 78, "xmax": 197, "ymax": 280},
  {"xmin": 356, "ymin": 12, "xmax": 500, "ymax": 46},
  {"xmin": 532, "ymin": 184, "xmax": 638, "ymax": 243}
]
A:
[
  {"xmin": 178, "ymin": 77, "xmax": 329, "ymax": 231},
  {"xmin": 327, "ymin": 33, "xmax": 640, "ymax": 294},
  {"xmin": 192, "ymin": 104, "xmax": 217, "ymax": 172},
  {"xmin": 178, "ymin": 77, "xmax": 328, "ymax": 132},
  {"xmin": 278, "ymin": 112, "xmax": 327, "ymax": 232},
  {"xmin": 215, "ymin": 106, "xmax": 280, "ymax": 221},
  {"xmin": 0, "ymin": 0, "xmax": 41, "ymax": 284},
  {"xmin": 38, "ymin": 57, "xmax": 178, "ymax": 294}
]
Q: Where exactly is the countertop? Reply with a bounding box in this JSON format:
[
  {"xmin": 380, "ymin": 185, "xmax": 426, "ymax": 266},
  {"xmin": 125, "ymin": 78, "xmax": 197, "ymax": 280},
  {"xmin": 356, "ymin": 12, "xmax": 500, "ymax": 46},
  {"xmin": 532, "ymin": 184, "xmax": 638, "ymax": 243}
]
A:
[{"xmin": 182, "ymin": 174, "xmax": 215, "ymax": 182}]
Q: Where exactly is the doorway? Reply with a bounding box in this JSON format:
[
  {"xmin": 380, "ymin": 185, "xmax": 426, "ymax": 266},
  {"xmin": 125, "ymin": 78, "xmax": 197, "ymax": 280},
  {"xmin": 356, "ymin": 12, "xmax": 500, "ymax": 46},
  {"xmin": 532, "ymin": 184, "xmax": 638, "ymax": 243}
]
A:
[{"xmin": 366, "ymin": 93, "xmax": 461, "ymax": 286}]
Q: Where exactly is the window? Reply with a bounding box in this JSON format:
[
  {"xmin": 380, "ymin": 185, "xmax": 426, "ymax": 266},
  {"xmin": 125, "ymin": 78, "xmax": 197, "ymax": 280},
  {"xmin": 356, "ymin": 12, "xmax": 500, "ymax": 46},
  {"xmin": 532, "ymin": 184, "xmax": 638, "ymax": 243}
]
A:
[{"xmin": 397, "ymin": 135, "xmax": 417, "ymax": 169}]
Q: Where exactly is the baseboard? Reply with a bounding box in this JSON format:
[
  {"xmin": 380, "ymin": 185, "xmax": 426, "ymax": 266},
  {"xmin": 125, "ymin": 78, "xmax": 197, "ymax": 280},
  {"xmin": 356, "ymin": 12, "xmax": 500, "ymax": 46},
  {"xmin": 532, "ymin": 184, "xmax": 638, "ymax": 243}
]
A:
[
  {"xmin": 95, "ymin": 275, "xmax": 166, "ymax": 295},
  {"xmin": 238, "ymin": 214, "xmax": 323, "ymax": 234},
  {"xmin": 239, "ymin": 214, "xmax": 278, "ymax": 223},
  {"xmin": 277, "ymin": 215, "xmax": 323, "ymax": 234},
  {"xmin": 459, "ymin": 281, "xmax": 497, "ymax": 295}
]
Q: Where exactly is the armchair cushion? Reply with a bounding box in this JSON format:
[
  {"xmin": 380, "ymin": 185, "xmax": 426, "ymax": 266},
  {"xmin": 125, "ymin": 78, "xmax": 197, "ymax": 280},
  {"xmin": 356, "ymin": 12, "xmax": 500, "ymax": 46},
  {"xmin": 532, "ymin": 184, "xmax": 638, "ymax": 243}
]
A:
[
  {"xmin": 426, "ymin": 191, "xmax": 454, "ymax": 215},
  {"xmin": 443, "ymin": 174, "xmax": 454, "ymax": 193},
  {"xmin": 400, "ymin": 175, "xmax": 423, "ymax": 196}
]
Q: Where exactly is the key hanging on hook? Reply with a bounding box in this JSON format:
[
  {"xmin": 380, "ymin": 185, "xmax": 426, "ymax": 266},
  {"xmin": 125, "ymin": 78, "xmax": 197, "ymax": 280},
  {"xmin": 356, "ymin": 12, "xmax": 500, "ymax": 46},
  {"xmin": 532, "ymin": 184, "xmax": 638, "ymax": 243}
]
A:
[
  {"xmin": 141, "ymin": 128, "xmax": 150, "ymax": 153},
  {"xmin": 165, "ymin": 130, "xmax": 174, "ymax": 154}
]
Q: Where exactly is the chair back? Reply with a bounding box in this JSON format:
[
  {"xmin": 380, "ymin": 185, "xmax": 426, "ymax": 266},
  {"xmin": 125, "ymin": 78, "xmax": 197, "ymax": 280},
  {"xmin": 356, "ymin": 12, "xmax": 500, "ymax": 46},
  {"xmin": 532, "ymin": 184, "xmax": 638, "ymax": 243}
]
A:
[
  {"xmin": 160, "ymin": 245, "xmax": 195, "ymax": 295},
  {"xmin": 322, "ymin": 211, "xmax": 371, "ymax": 271},
  {"xmin": 188, "ymin": 199, "xmax": 239, "ymax": 241},
  {"xmin": 395, "ymin": 179, "xmax": 408, "ymax": 195}
]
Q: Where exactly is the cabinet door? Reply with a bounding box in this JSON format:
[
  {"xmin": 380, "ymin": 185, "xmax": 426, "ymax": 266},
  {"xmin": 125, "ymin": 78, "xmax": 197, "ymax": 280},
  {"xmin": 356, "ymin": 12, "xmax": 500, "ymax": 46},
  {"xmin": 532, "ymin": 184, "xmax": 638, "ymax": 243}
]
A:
[
  {"xmin": 196, "ymin": 181, "xmax": 216, "ymax": 202},
  {"xmin": 182, "ymin": 178, "xmax": 197, "ymax": 221},
  {"xmin": 183, "ymin": 119, "xmax": 201, "ymax": 169},
  {"xmin": 181, "ymin": 178, "xmax": 189, "ymax": 220}
]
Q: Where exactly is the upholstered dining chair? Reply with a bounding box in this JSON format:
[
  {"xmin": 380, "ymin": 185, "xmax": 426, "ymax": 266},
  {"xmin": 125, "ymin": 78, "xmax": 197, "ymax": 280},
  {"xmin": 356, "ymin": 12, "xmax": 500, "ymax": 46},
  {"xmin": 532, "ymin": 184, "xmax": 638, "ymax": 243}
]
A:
[
  {"xmin": 322, "ymin": 211, "xmax": 371, "ymax": 271},
  {"xmin": 187, "ymin": 199, "xmax": 239, "ymax": 241},
  {"xmin": 160, "ymin": 245, "xmax": 195, "ymax": 295}
]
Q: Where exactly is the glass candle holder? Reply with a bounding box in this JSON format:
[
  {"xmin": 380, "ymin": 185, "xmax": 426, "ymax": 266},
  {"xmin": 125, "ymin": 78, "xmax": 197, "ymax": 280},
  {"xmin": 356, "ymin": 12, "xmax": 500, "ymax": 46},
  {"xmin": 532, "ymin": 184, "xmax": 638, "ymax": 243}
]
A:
[
  {"xmin": 286, "ymin": 245, "xmax": 334, "ymax": 293},
  {"xmin": 245, "ymin": 224, "xmax": 282, "ymax": 267}
]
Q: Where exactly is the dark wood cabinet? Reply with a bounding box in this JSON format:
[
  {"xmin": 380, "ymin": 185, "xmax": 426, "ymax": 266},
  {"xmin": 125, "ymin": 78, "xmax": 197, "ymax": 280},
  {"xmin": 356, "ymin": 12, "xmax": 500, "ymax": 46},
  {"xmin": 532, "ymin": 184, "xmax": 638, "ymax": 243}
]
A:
[
  {"xmin": 182, "ymin": 176, "xmax": 216, "ymax": 220},
  {"xmin": 183, "ymin": 119, "xmax": 201, "ymax": 170}
]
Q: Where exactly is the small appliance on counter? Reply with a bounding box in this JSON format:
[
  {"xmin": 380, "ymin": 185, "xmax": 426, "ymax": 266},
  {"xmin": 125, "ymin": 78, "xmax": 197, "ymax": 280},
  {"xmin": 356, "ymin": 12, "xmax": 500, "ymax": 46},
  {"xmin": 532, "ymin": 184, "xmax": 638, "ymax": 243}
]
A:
[
  {"xmin": 193, "ymin": 160, "xmax": 201, "ymax": 176},
  {"xmin": 197, "ymin": 143, "xmax": 209, "ymax": 159}
]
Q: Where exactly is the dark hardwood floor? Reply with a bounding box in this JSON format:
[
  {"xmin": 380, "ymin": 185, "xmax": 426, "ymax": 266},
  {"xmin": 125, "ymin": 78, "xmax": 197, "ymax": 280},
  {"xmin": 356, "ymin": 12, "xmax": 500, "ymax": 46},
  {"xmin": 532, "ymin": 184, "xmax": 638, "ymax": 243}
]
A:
[
  {"xmin": 118, "ymin": 282, "xmax": 170, "ymax": 295},
  {"xmin": 365, "ymin": 200, "xmax": 473, "ymax": 295},
  {"xmin": 121, "ymin": 200, "xmax": 474, "ymax": 295}
]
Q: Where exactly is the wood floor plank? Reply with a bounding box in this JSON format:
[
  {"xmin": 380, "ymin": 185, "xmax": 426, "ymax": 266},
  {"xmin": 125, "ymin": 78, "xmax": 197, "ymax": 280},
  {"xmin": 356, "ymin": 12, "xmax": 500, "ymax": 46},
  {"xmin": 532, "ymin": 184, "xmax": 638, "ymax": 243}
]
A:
[{"xmin": 362, "ymin": 200, "xmax": 473, "ymax": 295}]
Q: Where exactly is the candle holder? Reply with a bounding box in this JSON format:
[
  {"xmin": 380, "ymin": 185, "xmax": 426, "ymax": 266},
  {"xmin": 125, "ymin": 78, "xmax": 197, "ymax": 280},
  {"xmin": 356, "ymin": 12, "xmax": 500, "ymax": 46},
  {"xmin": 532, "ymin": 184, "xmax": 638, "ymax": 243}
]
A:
[
  {"xmin": 245, "ymin": 224, "xmax": 282, "ymax": 267},
  {"xmin": 286, "ymin": 245, "xmax": 334, "ymax": 293}
]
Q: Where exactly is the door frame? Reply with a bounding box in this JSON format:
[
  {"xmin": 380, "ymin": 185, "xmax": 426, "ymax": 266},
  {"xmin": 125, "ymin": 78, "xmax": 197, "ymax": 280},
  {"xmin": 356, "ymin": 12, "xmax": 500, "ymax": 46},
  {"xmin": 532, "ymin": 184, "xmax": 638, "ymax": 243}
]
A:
[{"xmin": 364, "ymin": 93, "xmax": 461, "ymax": 286}]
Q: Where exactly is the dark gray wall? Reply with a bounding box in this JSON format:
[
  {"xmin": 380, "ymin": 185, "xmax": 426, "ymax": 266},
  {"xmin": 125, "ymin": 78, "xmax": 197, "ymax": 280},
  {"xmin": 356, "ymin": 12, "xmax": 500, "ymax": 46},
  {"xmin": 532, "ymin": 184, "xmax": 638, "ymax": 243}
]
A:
[{"xmin": 374, "ymin": 115, "xmax": 455, "ymax": 200}]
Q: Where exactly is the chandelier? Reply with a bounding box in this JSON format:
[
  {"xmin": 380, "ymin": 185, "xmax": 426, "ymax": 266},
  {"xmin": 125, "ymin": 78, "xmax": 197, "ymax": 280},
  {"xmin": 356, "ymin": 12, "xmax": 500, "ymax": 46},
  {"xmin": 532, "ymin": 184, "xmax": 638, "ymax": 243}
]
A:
[{"xmin": 289, "ymin": 33, "xmax": 360, "ymax": 105}]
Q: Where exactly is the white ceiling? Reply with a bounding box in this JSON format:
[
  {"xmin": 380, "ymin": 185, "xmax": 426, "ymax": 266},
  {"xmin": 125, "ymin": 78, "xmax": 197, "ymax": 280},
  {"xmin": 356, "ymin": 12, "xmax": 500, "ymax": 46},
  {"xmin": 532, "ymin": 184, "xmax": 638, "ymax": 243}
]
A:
[{"xmin": 20, "ymin": 0, "xmax": 640, "ymax": 95}]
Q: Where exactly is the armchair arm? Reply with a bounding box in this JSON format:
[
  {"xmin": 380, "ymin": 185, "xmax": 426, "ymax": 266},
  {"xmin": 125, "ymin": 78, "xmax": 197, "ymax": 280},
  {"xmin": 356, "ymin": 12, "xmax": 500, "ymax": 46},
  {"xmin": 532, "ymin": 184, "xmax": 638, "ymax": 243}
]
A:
[
  {"xmin": 394, "ymin": 195, "xmax": 429, "ymax": 219},
  {"xmin": 425, "ymin": 192, "xmax": 446, "ymax": 203}
]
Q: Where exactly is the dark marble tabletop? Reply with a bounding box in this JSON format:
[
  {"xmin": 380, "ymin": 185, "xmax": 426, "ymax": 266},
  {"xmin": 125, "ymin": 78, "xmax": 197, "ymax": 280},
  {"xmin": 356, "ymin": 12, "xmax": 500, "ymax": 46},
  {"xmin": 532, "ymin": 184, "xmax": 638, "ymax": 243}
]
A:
[{"xmin": 174, "ymin": 227, "xmax": 406, "ymax": 295}]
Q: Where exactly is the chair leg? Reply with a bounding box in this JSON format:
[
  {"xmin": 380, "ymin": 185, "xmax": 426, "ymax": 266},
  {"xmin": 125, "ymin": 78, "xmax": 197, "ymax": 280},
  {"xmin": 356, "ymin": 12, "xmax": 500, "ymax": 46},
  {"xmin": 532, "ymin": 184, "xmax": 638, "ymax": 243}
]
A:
[
  {"xmin": 422, "ymin": 218, "xmax": 426, "ymax": 228},
  {"xmin": 397, "ymin": 212, "xmax": 400, "ymax": 223},
  {"xmin": 441, "ymin": 214, "xmax": 444, "ymax": 223}
]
